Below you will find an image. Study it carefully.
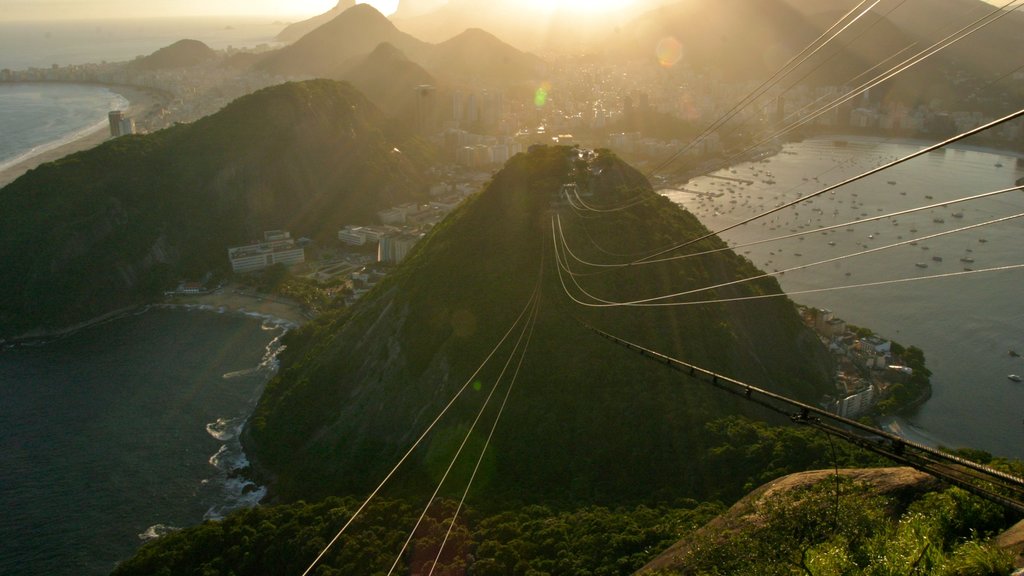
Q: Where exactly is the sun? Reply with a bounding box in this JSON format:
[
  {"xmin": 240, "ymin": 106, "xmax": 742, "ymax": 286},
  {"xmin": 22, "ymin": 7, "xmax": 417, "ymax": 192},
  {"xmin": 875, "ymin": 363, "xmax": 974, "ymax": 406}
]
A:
[{"xmin": 523, "ymin": 0, "xmax": 637, "ymax": 13}]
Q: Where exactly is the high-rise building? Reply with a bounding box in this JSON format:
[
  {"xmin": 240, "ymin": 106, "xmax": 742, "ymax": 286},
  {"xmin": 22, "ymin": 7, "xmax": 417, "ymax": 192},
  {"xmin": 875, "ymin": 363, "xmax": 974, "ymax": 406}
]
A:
[
  {"xmin": 108, "ymin": 110, "xmax": 135, "ymax": 137},
  {"xmin": 413, "ymin": 84, "xmax": 436, "ymax": 135}
]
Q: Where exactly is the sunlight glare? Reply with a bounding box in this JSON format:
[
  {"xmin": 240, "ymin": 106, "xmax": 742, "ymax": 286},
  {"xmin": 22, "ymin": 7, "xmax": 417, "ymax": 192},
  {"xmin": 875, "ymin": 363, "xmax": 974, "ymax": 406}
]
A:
[
  {"xmin": 524, "ymin": 0, "xmax": 636, "ymax": 13},
  {"xmin": 283, "ymin": 0, "xmax": 398, "ymax": 16}
]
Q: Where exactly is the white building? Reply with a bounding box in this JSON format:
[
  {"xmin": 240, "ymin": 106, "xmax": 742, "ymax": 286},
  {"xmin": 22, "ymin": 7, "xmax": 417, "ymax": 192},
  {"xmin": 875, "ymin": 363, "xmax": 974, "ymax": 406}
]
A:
[
  {"xmin": 228, "ymin": 230, "xmax": 305, "ymax": 273},
  {"xmin": 835, "ymin": 385, "xmax": 876, "ymax": 418},
  {"xmin": 378, "ymin": 233, "xmax": 422, "ymax": 264},
  {"xmin": 338, "ymin": 226, "xmax": 368, "ymax": 246}
]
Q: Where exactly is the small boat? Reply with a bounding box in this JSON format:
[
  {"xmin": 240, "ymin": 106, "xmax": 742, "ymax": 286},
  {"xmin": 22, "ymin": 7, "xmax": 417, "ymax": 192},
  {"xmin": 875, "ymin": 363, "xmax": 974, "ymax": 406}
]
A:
[
  {"xmin": 960, "ymin": 256, "xmax": 975, "ymax": 263},
  {"xmin": 933, "ymin": 217, "xmax": 945, "ymax": 223},
  {"xmin": 925, "ymin": 195, "xmax": 934, "ymax": 199},
  {"xmin": 951, "ymin": 211, "xmax": 964, "ymax": 218},
  {"xmin": 887, "ymin": 180, "xmax": 897, "ymax": 185},
  {"xmin": 1009, "ymin": 374, "xmax": 1022, "ymax": 382},
  {"xmin": 932, "ymin": 256, "xmax": 943, "ymax": 262},
  {"xmin": 995, "ymin": 162, "xmax": 1003, "ymax": 168},
  {"xmin": 915, "ymin": 262, "xmax": 928, "ymax": 268},
  {"xmin": 1009, "ymin": 350, "xmax": 1020, "ymax": 358}
]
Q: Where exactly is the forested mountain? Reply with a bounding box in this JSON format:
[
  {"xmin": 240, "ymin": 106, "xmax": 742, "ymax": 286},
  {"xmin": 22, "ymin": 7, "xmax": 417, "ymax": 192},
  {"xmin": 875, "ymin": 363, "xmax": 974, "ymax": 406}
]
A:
[
  {"xmin": 0, "ymin": 80, "xmax": 428, "ymax": 339},
  {"xmin": 129, "ymin": 39, "xmax": 216, "ymax": 70},
  {"xmin": 257, "ymin": 4, "xmax": 433, "ymax": 79},
  {"xmin": 275, "ymin": 0, "xmax": 357, "ymax": 43},
  {"xmin": 244, "ymin": 145, "xmax": 835, "ymax": 504}
]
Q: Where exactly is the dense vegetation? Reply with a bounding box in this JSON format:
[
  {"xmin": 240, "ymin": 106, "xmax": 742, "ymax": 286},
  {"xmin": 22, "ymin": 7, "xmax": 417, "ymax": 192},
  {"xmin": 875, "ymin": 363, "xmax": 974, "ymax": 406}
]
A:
[
  {"xmin": 113, "ymin": 417, "xmax": 1021, "ymax": 575},
  {"xmin": 649, "ymin": 480, "xmax": 1016, "ymax": 575},
  {"xmin": 0, "ymin": 80, "xmax": 429, "ymax": 338},
  {"xmin": 242, "ymin": 145, "xmax": 836, "ymax": 506},
  {"xmin": 111, "ymin": 497, "xmax": 721, "ymax": 576}
]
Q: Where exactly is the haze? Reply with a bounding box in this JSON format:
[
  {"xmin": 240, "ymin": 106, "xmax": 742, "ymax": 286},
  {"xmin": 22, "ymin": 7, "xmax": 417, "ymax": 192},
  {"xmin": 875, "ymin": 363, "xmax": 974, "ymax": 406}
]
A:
[{"xmin": 0, "ymin": 0, "xmax": 396, "ymax": 20}]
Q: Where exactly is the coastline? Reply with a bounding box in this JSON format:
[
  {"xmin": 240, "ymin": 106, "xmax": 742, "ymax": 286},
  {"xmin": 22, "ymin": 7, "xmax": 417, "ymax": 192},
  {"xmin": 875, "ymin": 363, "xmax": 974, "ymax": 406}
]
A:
[
  {"xmin": 6, "ymin": 283, "xmax": 310, "ymax": 346},
  {"xmin": 162, "ymin": 284, "xmax": 310, "ymax": 328},
  {"xmin": 0, "ymin": 82, "xmax": 170, "ymax": 189}
]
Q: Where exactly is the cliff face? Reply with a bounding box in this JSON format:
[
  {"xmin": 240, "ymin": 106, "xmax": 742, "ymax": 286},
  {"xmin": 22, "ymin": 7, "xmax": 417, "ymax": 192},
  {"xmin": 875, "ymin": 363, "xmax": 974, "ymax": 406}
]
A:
[
  {"xmin": 0, "ymin": 80, "xmax": 427, "ymax": 338},
  {"xmin": 245, "ymin": 146, "xmax": 834, "ymax": 504}
]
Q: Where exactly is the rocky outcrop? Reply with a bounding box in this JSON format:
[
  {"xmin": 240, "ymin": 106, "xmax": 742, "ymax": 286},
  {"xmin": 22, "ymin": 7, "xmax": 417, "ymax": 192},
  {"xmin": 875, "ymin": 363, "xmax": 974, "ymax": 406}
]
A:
[{"xmin": 636, "ymin": 467, "xmax": 943, "ymax": 574}]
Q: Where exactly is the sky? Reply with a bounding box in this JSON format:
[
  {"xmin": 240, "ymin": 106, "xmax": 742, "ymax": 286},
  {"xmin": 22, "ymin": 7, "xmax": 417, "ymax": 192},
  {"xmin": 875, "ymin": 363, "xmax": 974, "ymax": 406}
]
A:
[
  {"xmin": 0, "ymin": 0, "xmax": 397, "ymax": 20},
  {"xmin": 0, "ymin": 0, "xmax": 1009, "ymax": 21}
]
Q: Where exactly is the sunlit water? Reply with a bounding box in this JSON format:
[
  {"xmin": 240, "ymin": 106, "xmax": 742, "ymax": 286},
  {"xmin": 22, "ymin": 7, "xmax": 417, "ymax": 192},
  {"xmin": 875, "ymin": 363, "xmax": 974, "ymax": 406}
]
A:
[
  {"xmin": 0, "ymin": 83, "xmax": 128, "ymax": 170},
  {"xmin": 0, "ymin": 308, "xmax": 288, "ymax": 575},
  {"xmin": 0, "ymin": 18, "xmax": 282, "ymax": 70},
  {"xmin": 662, "ymin": 136, "xmax": 1024, "ymax": 459},
  {"xmin": 0, "ymin": 17, "xmax": 282, "ymax": 176}
]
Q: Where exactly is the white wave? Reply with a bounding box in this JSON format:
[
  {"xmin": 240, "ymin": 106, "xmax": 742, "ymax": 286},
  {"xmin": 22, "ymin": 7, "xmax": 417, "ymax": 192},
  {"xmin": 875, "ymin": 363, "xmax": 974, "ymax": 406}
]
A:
[
  {"xmin": 207, "ymin": 444, "xmax": 230, "ymax": 469},
  {"xmin": 204, "ymin": 479, "xmax": 267, "ymax": 521},
  {"xmin": 138, "ymin": 524, "xmax": 180, "ymax": 541},
  {"xmin": 222, "ymin": 367, "xmax": 258, "ymax": 380},
  {"xmin": 205, "ymin": 417, "xmax": 243, "ymax": 441},
  {"xmin": 0, "ymin": 117, "xmax": 108, "ymax": 174}
]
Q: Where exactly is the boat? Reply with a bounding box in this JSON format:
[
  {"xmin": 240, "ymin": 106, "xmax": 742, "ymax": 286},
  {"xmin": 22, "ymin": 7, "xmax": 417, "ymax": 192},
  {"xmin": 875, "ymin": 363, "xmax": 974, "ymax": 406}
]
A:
[
  {"xmin": 960, "ymin": 256, "xmax": 975, "ymax": 263},
  {"xmin": 932, "ymin": 256, "xmax": 943, "ymax": 262},
  {"xmin": 995, "ymin": 162, "xmax": 1003, "ymax": 168},
  {"xmin": 1009, "ymin": 350, "xmax": 1020, "ymax": 358},
  {"xmin": 925, "ymin": 195, "xmax": 934, "ymax": 199},
  {"xmin": 951, "ymin": 211, "xmax": 964, "ymax": 218},
  {"xmin": 915, "ymin": 262, "xmax": 928, "ymax": 268},
  {"xmin": 933, "ymin": 217, "xmax": 945, "ymax": 223},
  {"xmin": 887, "ymin": 180, "xmax": 896, "ymax": 185},
  {"xmin": 1009, "ymin": 374, "xmax": 1022, "ymax": 382}
]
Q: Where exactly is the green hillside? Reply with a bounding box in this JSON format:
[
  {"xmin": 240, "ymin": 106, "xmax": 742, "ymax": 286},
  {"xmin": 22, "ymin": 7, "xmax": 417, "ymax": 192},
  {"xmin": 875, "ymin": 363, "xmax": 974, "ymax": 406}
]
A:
[
  {"xmin": 244, "ymin": 145, "xmax": 834, "ymax": 505},
  {"xmin": 0, "ymin": 80, "xmax": 428, "ymax": 339}
]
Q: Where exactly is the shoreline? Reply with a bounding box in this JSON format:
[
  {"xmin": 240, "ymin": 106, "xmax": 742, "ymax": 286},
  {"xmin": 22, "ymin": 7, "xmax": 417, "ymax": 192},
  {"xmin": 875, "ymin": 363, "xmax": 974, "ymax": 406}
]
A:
[
  {"xmin": 0, "ymin": 82, "xmax": 171, "ymax": 189},
  {"xmin": 161, "ymin": 284, "xmax": 311, "ymax": 328},
  {"xmin": 801, "ymin": 132, "xmax": 1024, "ymax": 160},
  {"xmin": 5, "ymin": 283, "xmax": 310, "ymax": 346}
]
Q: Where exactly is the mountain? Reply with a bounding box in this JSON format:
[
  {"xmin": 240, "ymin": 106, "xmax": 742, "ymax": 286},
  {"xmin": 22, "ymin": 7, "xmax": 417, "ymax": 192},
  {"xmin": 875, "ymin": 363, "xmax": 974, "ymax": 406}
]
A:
[
  {"xmin": 244, "ymin": 145, "xmax": 834, "ymax": 504},
  {"xmin": 256, "ymin": 4, "xmax": 431, "ymax": 79},
  {"xmin": 0, "ymin": 80, "xmax": 427, "ymax": 339},
  {"xmin": 335, "ymin": 42, "xmax": 437, "ymax": 118},
  {"xmin": 129, "ymin": 39, "xmax": 216, "ymax": 70},
  {"xmin": 604, "ymin": 0, "xmax": 913, "ymax": 83},
  {"xmin": 426, "ymin": 28, "xmax": 546, "ymax": 85},
  {"xmin": 275, "ymin": 0, "xmax": 356, "ymax": 43}
]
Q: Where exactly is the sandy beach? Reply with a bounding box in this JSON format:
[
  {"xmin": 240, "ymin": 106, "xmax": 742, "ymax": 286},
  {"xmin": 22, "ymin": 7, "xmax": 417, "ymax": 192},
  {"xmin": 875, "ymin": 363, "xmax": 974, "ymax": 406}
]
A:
[
  {"xmin": 163, "ymin": 284, "xmax": 312, "ymax": 327},
  {"xmin": 0, "ymin": 83, "xmax": 169, "ymax": 189}
]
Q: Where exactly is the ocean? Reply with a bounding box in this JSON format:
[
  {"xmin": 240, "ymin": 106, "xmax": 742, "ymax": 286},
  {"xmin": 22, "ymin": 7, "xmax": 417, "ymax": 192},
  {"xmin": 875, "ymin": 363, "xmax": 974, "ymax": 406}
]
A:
[
  {"xmin": 663, "ymin": 136, "xmax": 1024, "ymax": 460},
  {"xmin": 0, "ymin": 83, "xmax": 128, "ymax": 171},
  {"xmin": 0, "ymin": 308, "xmax": 287, "ymax": 576},
  {"xmin": 0, "ymin": 17, "xmax": 283, "ymax": 175},
  {"xmin": 0, "ymin": 17, "xmax": 284, "ymax": 71}
]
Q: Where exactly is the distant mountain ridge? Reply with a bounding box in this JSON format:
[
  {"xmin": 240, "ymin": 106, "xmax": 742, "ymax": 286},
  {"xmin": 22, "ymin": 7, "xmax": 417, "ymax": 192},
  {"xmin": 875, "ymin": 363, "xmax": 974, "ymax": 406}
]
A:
[
  {"xmin": 275, "ymin": 0, "xmax": 357, "ymax": 43},
  {"xmin": 256, "ymin": 3, "xmax": 545, "ymax": 87},
  {"xmin": 129, "ymin": 39, "xmax": 216, "ymax": 70},
  {"xmin": 0, "ymin": 80, "xmax": 427, "ymax": 339}
]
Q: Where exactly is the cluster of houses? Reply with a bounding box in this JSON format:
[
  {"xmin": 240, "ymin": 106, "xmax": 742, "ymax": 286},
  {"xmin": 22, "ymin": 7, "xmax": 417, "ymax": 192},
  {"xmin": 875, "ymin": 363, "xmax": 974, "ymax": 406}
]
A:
[{"xmin": 806, "ymin": 307, "xmax": 915, "ymax": 419}]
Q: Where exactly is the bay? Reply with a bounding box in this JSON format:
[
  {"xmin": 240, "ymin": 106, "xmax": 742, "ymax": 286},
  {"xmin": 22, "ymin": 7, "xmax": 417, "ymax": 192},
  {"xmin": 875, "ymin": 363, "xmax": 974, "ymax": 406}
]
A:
[
  {"xmin": 0, "ymin": 308, "xmax": 284, "ymax": 576},
  {"xmin": 663, "ymin": 136, "xmax": 1024, "ymax": 459},
  {"xmin": 0, "ymin": 83, "xmax": 127, "ymax": 169}
]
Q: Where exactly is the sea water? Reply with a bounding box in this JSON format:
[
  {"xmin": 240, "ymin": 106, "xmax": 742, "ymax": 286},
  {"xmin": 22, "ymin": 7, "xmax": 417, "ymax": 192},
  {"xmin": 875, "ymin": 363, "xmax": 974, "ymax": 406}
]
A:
[
  {"xmin": 0, "ymin": 308, "xmax": 287, "ymax": 576},
  {"xmin": 0, "ymin": 17, "xmax": 284, "ymax": 70},
  {"xmin": 662, "ymin": 136, "xmax": 1024, "ymax": 459},
  {"xmin": 0, "ymin": 83, "xmax": 128, "ymax": 170},
  {"xmin": 0, "ymin": 17, "xmax": 283, "ymax": 175}
]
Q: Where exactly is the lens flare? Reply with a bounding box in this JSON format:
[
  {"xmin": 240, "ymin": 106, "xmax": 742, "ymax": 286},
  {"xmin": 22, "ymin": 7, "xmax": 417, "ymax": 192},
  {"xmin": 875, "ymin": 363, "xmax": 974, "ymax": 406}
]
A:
[
  {"xmin": 656, "ymin": 36, "xmax": 684, "ymax": 68},
  {"xmin": 534, "ymin": 82, "xmax": 552, "ymax": 108}
]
